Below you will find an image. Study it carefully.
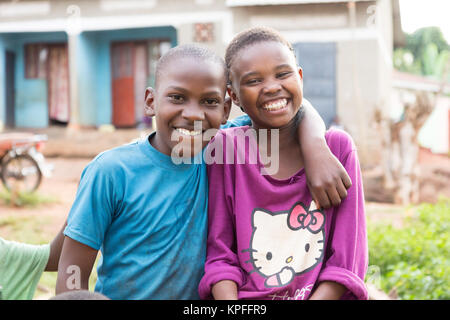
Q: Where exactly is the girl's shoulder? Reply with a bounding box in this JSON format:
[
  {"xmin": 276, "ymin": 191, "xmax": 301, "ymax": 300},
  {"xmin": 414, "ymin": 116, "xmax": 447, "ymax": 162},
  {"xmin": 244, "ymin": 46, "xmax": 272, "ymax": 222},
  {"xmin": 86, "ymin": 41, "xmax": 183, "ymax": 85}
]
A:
[{"xmin": 324, "ymin": 128, "xmax": 357, "ymax": 160}]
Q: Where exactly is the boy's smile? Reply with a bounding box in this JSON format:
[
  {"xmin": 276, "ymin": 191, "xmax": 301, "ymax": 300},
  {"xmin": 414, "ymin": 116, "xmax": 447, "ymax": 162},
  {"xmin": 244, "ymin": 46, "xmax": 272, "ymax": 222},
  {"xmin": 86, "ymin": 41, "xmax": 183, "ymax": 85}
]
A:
[
  {"xmin": 229, "ymin": 41, "xmax": 303, "ymax": 130},
  {"xmin": 145, "ymin": 57, "xmax": 230, "ymax": 158}
]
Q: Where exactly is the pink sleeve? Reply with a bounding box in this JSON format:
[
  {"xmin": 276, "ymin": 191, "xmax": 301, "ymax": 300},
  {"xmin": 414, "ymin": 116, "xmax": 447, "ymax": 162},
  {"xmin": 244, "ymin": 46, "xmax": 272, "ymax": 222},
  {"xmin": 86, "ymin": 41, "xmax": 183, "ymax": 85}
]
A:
[
  {"xmin": 198, "ymin": 134, "xmax": 245, "ymax": 300},
  {"xmin": 317, "ymin": 146, "xmax": 369, "ymax": 300}
]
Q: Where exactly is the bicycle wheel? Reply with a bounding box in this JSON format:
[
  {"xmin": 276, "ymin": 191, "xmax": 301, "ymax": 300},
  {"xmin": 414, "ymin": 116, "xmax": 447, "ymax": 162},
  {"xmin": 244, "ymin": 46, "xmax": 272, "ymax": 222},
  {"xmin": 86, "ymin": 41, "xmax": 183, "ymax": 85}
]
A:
[{"xmin": 1, "ymin": 154, "xmax": 42, "ymax": 193}]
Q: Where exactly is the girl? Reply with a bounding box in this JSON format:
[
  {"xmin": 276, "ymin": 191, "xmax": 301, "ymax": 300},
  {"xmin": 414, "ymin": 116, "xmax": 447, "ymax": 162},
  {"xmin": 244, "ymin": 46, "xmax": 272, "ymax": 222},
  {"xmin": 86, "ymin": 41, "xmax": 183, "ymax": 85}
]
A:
[{"xmin": 199, "ymin": 27, "xmax": 368, "ymax": 300}]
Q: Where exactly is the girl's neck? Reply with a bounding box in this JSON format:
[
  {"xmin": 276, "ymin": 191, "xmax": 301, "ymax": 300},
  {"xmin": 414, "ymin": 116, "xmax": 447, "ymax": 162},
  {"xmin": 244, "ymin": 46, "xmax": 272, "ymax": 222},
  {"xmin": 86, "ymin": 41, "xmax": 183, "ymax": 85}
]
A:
[
  {"xmin": 253, "ymin": 118, "xmax": 304, "ymax": 180},
  {"xmin": 253, "ymin": 115, "xmax": 300, "ymax": 152}
]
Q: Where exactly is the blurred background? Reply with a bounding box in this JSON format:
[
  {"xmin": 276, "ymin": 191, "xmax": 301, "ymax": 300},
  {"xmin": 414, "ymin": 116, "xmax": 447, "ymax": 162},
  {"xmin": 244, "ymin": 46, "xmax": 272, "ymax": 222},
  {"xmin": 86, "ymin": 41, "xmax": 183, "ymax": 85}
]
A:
[{"xmin": 0, "ymin": 0, "xmax": 448, "ymax": 300}]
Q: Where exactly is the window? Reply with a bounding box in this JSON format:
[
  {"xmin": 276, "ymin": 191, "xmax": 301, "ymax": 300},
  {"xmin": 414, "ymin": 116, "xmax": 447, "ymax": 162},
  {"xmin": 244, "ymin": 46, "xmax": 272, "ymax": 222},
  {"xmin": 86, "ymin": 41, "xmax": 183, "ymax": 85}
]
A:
[{"xmin": 25, "ymin": 44, "xmax": 48, "ymax": 79}]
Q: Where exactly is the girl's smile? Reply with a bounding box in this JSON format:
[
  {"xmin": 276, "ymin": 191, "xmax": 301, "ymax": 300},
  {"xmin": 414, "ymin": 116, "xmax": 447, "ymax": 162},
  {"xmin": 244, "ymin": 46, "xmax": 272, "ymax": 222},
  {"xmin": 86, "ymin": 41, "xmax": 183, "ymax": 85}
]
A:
[{"xmin": 261, "ymin": 98, "xmax": 289, "ymax": 112}]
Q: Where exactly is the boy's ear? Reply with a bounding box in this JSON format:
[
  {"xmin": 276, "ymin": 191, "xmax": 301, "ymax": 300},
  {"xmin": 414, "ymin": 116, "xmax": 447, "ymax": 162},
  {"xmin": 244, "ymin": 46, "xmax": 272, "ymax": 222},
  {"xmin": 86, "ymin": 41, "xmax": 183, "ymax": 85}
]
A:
[
  {"xmin": 221, "ymin": 97, "xmax": 232, "ymax": 125},
  {"xmin": 144, "ymin": 87, "xmax": 156, "ymax": 117}
]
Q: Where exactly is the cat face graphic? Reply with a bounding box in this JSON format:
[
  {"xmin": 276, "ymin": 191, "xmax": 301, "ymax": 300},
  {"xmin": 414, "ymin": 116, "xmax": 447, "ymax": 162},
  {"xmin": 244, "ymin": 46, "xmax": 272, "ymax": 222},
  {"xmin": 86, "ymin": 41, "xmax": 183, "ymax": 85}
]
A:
[{"xmin": 245, "ymin": 201, "xmax": 325, "ymax": 288}]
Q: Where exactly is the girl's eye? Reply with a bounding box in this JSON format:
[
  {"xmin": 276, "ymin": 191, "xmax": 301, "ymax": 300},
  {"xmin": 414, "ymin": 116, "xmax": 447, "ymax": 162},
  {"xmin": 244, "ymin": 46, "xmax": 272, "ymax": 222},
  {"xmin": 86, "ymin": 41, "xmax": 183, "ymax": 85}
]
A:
[
  {"xmin": 277, "ymin": 71, "xmax": 292, "ymax": 78},
  {"xmin": 204, "ymin": 98, "xmax": 219, "ymax": 106}
]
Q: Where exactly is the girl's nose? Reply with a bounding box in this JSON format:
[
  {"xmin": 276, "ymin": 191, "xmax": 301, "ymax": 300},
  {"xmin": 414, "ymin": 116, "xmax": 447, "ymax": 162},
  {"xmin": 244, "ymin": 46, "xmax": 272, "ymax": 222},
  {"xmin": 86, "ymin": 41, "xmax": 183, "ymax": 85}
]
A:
[{"xmin": 262, "ymin": 80, "xmax": 282, "ymax": 95}]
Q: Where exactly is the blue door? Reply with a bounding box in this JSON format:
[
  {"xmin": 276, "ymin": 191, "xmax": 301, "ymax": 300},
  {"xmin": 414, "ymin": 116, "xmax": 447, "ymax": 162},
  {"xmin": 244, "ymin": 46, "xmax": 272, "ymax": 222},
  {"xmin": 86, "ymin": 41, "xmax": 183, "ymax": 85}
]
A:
[
  {"xmin": 293, "ymin": 42, "xmax": 336, "ymax": 127},
  {"xmin": 5, "ymin": 50, "xmax": 15, "ymax": 128}
]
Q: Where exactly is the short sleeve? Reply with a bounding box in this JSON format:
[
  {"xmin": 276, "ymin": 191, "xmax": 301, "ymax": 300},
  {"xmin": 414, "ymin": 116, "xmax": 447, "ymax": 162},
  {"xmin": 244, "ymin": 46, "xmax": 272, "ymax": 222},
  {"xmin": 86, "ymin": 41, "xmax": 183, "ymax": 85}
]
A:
[
  {"xmin": 64, "ymin": 159, "xmax": 116, "ymax": 250},
  {"xmin": 220, "ymin": 114, "xmax": 251, "ymax": 129},
  {"xmin": 0, "ymin": 238, "xmax": 50, "ymax": 300}
]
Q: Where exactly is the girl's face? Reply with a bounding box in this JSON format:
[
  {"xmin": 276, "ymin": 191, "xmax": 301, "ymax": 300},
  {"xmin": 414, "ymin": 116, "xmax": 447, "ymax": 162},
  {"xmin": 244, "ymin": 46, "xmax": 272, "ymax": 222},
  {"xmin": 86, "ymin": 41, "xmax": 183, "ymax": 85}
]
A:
[{"xmin": 228, "ymin": 41, "xmax": 303, "ymax": 130}]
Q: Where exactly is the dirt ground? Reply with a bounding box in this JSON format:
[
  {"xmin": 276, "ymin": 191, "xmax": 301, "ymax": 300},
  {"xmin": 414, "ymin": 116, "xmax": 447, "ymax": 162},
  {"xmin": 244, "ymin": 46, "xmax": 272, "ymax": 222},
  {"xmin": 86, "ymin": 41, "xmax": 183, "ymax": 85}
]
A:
[{"xmin": 0, "ymin": 157, "xmax": 91, "ymax": 238}]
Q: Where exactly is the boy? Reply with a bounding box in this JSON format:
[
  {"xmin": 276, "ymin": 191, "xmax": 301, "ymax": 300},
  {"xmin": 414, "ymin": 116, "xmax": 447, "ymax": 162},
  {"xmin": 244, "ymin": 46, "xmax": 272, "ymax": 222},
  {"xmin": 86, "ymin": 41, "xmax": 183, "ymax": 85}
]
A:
[{"xmin": 56, "ymin": 44, "xmax": 350, "ymax": 299}]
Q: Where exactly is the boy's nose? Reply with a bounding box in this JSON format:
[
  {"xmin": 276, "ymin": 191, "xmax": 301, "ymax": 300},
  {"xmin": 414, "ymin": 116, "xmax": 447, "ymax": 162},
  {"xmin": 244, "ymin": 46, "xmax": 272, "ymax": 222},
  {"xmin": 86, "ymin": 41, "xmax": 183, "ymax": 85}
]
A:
[{"xmin": 181, "ymin": 104, "xmax": 206, "ymax": 121}]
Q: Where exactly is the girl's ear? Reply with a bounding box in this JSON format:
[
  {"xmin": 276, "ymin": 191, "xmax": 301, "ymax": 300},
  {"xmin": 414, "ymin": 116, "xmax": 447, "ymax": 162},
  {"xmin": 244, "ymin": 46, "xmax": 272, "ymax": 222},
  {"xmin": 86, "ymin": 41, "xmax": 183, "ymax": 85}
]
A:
[
  {"xmin": 144, "ymin": 87, "xmax": 156, "ymax": 117},
  {"xmin": 297, "ymin": 67, "xmax": 304, "ymax": 81},
  {"xmin": 227, "ymin": 84, "xmax": 246, "ymax": 113},
  {"xmin": 227, "ymin": 84, "xmax": 241, "ymax": 107},
  {"xmin": 221, "ymin": 97, "xmax": 232, "ymax": 125}
]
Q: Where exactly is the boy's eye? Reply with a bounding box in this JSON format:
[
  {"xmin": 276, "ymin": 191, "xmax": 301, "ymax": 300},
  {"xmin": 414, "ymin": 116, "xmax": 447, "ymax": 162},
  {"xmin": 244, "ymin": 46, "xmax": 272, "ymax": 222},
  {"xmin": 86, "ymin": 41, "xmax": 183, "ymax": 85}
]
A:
[
  {"xmin": 168, "ymin": 94, "xmax": 184, "ymax": 103},
  {"xmin": 244, "ymin": 78, "xmax": 261, "ymax": 86}
]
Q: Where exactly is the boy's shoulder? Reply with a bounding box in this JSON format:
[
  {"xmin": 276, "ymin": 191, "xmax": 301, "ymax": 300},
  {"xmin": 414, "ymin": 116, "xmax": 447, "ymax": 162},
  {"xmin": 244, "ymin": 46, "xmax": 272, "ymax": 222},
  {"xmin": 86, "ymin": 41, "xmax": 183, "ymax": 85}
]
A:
[
  {"xmin": 217, "ymin": 125, "xmax": 252, "ymax": 137},
  {"xmin": 213, "ymin": 125, "xmax": 253, "ymax": 148},
  {"xmin": 324, "ymin": 128, "xmax": 357, "ymax": 159},
  {"xmin": 89, "ymin": 140, "xmax": 142, "ymax": 170}
]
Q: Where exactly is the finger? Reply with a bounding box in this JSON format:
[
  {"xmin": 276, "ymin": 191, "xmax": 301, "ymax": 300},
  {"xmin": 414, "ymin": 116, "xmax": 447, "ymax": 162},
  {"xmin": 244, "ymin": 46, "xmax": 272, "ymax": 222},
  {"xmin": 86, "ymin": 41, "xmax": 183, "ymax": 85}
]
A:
[
  {"xmin": 341, "ymin": 171, "xmax": 352, "ymax": 189},
  {"xmin": 336, "ymin": 178, "xmax": 348, "ymax": 200},
  {"xmin": 311, "ymin": 193, "xmax": 321, "ymax": 210},
  {"xmin": 314, "ymin": 189, "xmax": 331, "ymax": 210},
  {"xmin": 326, "ymin": 187, "xmax": 342, "ymax": 208}
]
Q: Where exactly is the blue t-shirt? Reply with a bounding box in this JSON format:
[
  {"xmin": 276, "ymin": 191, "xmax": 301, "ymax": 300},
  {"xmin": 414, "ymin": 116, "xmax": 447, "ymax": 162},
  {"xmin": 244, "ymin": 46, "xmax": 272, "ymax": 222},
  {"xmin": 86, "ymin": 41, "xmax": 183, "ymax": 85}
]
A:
[{"xmin": 64, "ymin": 115, "xmax": 250, "ymax": 300}]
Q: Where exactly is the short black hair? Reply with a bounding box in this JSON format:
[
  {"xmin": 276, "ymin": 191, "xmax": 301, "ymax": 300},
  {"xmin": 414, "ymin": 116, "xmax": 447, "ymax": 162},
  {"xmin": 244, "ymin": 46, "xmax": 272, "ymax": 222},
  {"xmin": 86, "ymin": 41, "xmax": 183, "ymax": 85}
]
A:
[
  {"xmin": 225, "ymin": 26, "xmax": 295, "ymax": 81},
  {"xmin": 155, "ymin": 44, "xmax": 227, "ymax": 89}
]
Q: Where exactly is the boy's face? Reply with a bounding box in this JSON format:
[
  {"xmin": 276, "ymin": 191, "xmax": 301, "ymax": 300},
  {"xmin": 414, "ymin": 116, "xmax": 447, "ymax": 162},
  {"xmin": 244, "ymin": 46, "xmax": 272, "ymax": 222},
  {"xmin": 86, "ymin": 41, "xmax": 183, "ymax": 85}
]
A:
[
  {"xmin": 228, "ymin": 41, "xmax": 303, "ymax": 130},
  {"xmin": 145, "ymin": 57, "xmax": 230, "ymax": 157}
]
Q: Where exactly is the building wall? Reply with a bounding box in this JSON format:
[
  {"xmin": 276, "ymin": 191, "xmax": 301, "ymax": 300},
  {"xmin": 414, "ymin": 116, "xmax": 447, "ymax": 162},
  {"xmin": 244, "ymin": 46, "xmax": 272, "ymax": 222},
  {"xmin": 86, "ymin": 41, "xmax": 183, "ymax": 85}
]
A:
[
  {"xmin": 0, "ymin": 32, "xmax": 68, "ymax": 128},
  {"xmin": 75, "ymin": 26, "xmax": 177, "ymax": 127}
]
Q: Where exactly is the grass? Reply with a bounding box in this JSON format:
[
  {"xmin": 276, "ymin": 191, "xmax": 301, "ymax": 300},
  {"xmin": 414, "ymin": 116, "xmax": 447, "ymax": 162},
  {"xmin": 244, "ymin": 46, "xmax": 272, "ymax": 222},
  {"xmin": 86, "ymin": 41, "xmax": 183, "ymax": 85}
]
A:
[{"xmin": 0, "ymin": 189, "xmax": 59, "ymax": 208}]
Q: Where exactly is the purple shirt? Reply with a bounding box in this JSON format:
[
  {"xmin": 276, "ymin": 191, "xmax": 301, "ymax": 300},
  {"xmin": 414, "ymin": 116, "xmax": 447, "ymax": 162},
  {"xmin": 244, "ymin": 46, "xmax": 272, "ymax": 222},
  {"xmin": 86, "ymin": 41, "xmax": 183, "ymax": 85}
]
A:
[{"xmin": 199, "ymin": 127, "xmax": 368, "ymax": 300}]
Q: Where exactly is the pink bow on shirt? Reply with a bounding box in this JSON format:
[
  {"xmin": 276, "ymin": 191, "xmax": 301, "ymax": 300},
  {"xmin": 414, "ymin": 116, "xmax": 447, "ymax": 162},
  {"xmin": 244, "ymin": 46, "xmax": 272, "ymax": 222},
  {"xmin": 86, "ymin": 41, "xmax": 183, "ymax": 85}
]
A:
[{"xmin": 287, "ymin": 202, "xmax": 325, "ymax": 233}]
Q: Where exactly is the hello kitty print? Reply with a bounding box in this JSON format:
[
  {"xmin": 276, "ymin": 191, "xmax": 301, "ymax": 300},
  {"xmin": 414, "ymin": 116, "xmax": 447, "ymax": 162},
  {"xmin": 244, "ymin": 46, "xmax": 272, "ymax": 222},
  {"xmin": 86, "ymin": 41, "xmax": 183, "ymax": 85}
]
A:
[{"xmin": 243, "ymin": 201, "xmax": 325, "ymax": 288}]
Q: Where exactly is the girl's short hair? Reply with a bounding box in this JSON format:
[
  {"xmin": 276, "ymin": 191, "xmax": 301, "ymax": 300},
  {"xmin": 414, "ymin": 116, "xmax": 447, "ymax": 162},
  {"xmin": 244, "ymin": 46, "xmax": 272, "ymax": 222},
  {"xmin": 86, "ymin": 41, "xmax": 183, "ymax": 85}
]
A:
[{"xmin": 225, "ymin": 26, "xmax": 295, "ymax": 74}]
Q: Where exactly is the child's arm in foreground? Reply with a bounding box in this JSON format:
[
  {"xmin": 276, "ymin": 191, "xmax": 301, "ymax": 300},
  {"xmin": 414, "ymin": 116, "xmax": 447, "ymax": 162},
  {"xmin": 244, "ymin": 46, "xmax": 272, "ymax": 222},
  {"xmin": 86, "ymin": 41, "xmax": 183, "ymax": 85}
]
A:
[
  {"xmin": 310, "ymin": 131, "xmax": 368, "ymax": 300},
  {"xmin": 211, "ymin": 280, "xmax": 238, "ymax": 300},
  {"xmin": 55, "ymin": 237, "xmax": 98, "ymax": 293},
  {"xmin": 299, "ymin": 99, "xmax": 352, "ymax": 209},
  {"xmin": 45, "ymin": 221, "xmax": 67, "ymax": 272}
]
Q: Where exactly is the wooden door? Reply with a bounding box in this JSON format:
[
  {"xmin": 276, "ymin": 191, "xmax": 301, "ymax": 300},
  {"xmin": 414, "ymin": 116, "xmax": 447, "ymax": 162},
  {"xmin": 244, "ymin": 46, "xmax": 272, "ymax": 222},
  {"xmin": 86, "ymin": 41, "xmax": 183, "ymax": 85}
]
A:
[
  {"xmin": 133, "ymin": 42, "xmax": 148, "ymax": 125},
  {"xmin": 111, "ymin": 42, "xmax": 135, "ymax": 127},
  {"xmin": 5, "ymin": 51, "xmax": 15, "ymax": 128},
  {"xmin": 47, "ymin": 44, "xmax": 70, "ymax": 123}
]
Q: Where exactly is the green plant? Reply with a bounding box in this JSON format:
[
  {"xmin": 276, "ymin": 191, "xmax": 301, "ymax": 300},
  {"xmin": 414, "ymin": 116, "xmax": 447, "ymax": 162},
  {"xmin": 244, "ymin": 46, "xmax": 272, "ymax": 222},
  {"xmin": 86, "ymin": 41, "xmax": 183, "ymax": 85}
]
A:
[{"xmin": 367, "ymin": 198, "xmax": 450, "ymax": 299}]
